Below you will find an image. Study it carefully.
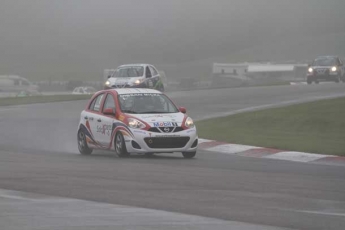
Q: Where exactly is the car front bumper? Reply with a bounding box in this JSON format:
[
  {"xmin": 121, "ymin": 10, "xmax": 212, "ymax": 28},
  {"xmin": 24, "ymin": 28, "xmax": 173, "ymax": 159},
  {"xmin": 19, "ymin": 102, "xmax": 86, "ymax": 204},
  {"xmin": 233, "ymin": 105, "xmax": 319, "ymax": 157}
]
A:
[
  {"xmin": 307, "ymin": 72, "xmax": 339, "ymax": 81},
  {"xmin": 123, "ymin": 128, "xmax": 198, "ymax": 154}
]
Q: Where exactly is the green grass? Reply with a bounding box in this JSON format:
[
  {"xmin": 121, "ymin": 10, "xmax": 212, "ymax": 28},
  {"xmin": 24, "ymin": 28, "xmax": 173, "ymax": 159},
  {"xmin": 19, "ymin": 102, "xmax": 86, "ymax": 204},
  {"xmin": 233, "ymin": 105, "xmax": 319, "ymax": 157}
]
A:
[
  {"xmin": 0, "ymin": 94, "xmax": 92, "ymax": 106},
  {"xmin": 196, "ymin": 97, "xmax": 345, "ymax": 156}
]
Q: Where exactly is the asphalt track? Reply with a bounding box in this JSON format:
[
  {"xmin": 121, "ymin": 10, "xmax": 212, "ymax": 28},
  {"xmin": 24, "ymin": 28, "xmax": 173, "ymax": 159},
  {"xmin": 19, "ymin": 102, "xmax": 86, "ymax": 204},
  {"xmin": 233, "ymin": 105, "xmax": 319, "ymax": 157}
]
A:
[{"xmin": 1, "ymin": 84, "xmax": 345, "ymax": 230}]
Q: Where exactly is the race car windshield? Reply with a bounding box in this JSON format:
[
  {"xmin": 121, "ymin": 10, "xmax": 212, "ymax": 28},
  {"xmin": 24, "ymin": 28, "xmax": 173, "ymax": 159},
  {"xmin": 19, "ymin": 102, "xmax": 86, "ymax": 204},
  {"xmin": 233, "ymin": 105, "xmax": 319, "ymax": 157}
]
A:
[
  {"xmin": 118, "ymin": 93, "xmax": 179, "ymax": 114},
  {"xmin": 312, "ymin": 58, "xmax": 337, "ymax": 66},
  {"xmin": 113, "ymin": 67, "xmax": 144, "ymax": 78}
]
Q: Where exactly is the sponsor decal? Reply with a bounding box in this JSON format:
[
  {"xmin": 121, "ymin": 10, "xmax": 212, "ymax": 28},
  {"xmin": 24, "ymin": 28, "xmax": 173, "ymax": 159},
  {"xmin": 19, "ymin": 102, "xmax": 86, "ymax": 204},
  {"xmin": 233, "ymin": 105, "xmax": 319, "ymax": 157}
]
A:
[
  {"xmin": 119, "ymin": 93, "xmax": 161, "ymax": 99},
  {"xmin": 142, "ymin": 114, "xmax": 177, "ymax": 119},
  {"xmin": 156, "ymin": 135, "xmax": 181, "ymax": 137},
  {"xmin": 153, "ymin": 122, "xmax": 178, "ymax": 127},
  {"xmin": 97, "ymin": 124, "xmax": 112, "ymax": 136},
  {"xmin": 133, "ymin": 130, "xmax": 147, "ymax": 135},
  {"xmin": 118, "ymin": 115, "xmax": 125, "ymax": 121}
]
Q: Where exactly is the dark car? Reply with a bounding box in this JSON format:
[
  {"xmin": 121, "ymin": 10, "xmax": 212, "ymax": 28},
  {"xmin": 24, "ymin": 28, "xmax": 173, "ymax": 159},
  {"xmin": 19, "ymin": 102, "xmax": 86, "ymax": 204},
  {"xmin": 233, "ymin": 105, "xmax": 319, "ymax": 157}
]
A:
[{"xmin": 307, "ymin": 56, "xmax": 345, "ymax": 84}]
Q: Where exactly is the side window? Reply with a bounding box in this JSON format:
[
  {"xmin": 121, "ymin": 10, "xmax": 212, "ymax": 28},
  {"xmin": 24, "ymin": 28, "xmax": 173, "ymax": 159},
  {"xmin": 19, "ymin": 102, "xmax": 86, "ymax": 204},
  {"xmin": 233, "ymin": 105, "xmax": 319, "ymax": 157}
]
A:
[
  {"xmin": 146, "ymin": 66, "xmax": 152, "ymax": 78},
  {"xmin": 89, "ymin": 93, "xmax": 104, "ymax": 112},
  {"xmin": 103, "ymin": 94, "xmax": 116, "ymax": 112},
  {"xmin": 21, "ymin": 80, "xmax": 30, "ymax": 86},
  {"xmin": 13, "ymin": 79, "xmax": 20, "ymax": 86},
  {"xmin": 149, "ymin": 66, "xmax": 158, "ymax": 76}
]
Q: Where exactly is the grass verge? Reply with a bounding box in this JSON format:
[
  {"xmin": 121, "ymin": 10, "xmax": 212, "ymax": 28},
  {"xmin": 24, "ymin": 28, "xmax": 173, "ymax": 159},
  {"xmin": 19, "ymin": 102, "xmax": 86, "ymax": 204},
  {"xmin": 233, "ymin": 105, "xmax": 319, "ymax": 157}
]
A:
[
  {"xmin": 0, "ymin": 94, "xmax": 92, "ymax": 106},
  {"xmin": 196, "ymin": 97, "xmax": 345, "ymax": 156}
]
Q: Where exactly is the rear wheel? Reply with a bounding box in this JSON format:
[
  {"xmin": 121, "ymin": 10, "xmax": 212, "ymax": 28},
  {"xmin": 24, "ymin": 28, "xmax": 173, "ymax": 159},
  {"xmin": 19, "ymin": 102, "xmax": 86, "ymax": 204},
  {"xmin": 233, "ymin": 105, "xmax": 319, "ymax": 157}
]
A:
[
  {"xmin": 182, "ymin": 151, "xmax": 196, "ymax": 159},
  {"xmin": 114, "ymin": 132, "xmax": 129, "ymax": 157},
  {"xmin": 77, "ymin": 130, "xmax": 93, "ymax": 155}
]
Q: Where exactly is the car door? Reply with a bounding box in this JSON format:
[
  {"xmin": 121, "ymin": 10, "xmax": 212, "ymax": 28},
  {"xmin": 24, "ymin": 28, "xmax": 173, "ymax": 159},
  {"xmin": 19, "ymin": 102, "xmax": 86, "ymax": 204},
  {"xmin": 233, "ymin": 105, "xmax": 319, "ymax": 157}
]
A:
[
  {"xmin": 98, "ymin": 93, "xmax": 117, "ymax": 147},
  {"xmin": 145, "ymin": 66, "xmax": 154, "ymax": 88},
  {"xmin": 149, "ymin": 65, "xmax": 160, "ymax": 89},
  {"xmin": 338, "ymin": 58, "xmax": 345, "ymax": 76},
  {"xmin": 86, "ymin": 92, "xmax": 106, "ymax": 147}
]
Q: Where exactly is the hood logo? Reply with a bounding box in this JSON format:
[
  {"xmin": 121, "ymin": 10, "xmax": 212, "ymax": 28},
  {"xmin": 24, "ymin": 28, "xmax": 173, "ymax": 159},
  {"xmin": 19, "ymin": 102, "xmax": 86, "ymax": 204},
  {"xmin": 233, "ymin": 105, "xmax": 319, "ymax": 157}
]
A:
[{"xmin": 163, "ymin": 127, "xmax": 170, "ymax": 133}]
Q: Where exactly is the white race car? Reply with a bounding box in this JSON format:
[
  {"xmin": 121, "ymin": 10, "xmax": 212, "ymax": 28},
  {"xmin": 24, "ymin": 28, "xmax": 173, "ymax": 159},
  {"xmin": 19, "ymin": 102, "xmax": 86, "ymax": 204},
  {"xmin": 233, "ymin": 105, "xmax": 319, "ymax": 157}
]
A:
[
  {"xmin": 104, "ymin": 64, "xmax": 165, "ymax": 92},
  {"xmin": 77, "ymin": 88, "xmax": 198, "ymax": 158}
]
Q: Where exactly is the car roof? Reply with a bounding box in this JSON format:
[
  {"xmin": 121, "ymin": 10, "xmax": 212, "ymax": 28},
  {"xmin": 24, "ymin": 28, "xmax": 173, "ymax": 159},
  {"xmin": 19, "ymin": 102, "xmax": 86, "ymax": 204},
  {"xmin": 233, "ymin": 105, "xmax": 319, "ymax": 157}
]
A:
[
  {"xmin": 108, "ymin": 88, "xmax": 162, "ymax": 95},
  {"xmin": 118, "ymin": 64, "xmax": 152, "ymax": 68},
  {"xmin": 315, "ymin": 56, "xmax": 338, "ymax": 59}
]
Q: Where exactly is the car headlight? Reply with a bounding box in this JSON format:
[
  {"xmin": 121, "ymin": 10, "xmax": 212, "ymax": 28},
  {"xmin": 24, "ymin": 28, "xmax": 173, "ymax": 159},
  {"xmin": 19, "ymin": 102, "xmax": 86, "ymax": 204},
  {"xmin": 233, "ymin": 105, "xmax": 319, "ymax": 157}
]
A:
[
  {"xmin": 331, "ymin": 66, "xmax": 337, "ymax": 72},
  {"xmin": 134, "ymin": 79, "xmax": 143, "ymax": 85},
  {"xmin": 128, "ymin": 118, "xmax": 146, "ymax": 129},
  {"xmin": 185, "ymin": 117, "xmax": 194, "ymax": 128},
  {"xmin": 308, "ymin": 67, "xmax": 313, "ymax": 73},
  {"xmin": 105, "ymin": 81, "xmax": 110, "ymax": 86}
]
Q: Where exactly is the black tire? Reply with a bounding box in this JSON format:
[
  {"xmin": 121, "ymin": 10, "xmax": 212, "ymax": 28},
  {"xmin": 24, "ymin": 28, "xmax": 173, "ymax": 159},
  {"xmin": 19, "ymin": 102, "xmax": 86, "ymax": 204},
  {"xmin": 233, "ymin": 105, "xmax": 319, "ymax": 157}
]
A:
[
  {"xmin": 335, "ymin": 75, "xmax": 340, "ymax": 83},
  {"xmin": 114, "ymin": 132, "xmax": 129, "ymax": 157},
  {"xmin": 307, "ymin": 78, "xmax": 312, "ymax": 84},
  {"xmin": 315, "ymin": 80, "xmax": 319, "ymax": 84},
  {"xmin": 77, "ymin": 130, "xmax": 93, "ymax": 155},
  {"xmin": 182, "ymin": 151, "xmax": 196, "ymax": 159}
]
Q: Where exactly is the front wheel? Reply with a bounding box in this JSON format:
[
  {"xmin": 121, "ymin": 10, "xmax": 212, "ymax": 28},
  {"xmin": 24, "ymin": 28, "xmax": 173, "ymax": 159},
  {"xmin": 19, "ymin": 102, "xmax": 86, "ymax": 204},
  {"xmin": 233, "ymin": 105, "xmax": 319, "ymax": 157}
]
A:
[
  {"xmin": 77, "ymin": 130, "xmax": 93, "ymax": 155},
  {"xmin": 182, "ymin": 151, "xmax": 196, "ymax": 159},
  {"xmin": 114, "ymin": 132, "xmax": 129, "ymax": 157}
]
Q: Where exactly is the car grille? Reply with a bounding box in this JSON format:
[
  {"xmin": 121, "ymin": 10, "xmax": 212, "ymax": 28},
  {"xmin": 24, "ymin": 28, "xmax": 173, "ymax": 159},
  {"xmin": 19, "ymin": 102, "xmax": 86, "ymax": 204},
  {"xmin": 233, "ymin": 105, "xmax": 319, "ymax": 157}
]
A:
[
  {"xmin": 111, "ymin": 84, "xmax": 130, "ymax": 88},
  {"xmin": 148, "ymin": 127, "xmax": 184, "ymax": 133},
  {"xmin": 144, "ymin": 137, "xmax": 190, "ymax": 148},
  {"xmin": 315, "ymin": 68, "xmax": 328, "ymax": 75}
]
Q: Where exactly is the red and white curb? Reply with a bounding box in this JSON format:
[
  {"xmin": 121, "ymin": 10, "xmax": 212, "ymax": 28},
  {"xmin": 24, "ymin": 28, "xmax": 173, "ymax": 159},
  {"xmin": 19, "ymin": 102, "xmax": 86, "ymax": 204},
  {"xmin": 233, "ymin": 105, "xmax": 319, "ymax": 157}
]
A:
[{"xmin": 198, "ymin": 139, "xmax": 345, "ymax": 165}]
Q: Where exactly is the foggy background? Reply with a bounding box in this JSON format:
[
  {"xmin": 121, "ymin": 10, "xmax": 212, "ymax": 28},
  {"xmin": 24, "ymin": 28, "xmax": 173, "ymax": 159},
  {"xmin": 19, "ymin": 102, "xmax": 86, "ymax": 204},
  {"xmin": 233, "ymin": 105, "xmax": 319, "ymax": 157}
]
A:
[{"xmin": 1, "ymin": 0, "xmax": 345, "ymax": 82}]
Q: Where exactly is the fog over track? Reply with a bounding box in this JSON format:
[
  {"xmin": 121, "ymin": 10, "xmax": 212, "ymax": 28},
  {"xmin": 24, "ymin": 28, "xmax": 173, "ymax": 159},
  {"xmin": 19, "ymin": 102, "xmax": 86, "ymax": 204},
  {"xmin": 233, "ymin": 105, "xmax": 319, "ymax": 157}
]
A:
[{"xmin": 1, "ymin": 84, "xmax": 345, "ymax": 230}]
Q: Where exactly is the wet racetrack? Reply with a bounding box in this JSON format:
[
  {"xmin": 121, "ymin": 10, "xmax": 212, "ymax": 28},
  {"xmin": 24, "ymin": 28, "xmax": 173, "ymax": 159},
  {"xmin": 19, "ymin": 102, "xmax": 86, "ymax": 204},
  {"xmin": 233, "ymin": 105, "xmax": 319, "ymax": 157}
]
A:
[{"xmin": 1, "ymin": 84, "xmax": 345, "ymax": 230}]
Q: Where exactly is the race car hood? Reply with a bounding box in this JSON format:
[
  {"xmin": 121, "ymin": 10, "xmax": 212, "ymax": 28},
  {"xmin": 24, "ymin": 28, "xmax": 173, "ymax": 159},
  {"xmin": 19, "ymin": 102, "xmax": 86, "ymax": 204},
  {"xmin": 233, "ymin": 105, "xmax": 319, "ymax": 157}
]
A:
[
  {"xmin": 108, "ymin": 77, "xmax": 142, "ymax": 86},
  {"xmin": 130, "ymin": 113, "xmax": 186, "ymax": 127}
]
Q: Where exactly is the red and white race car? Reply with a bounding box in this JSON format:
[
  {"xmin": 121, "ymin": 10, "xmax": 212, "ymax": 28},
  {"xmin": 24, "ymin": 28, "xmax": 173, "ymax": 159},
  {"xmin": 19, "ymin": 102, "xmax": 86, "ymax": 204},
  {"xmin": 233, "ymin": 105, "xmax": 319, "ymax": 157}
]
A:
[{"xmin": 77, "ymin": 88, "xmax": 198, "ymax": 158}]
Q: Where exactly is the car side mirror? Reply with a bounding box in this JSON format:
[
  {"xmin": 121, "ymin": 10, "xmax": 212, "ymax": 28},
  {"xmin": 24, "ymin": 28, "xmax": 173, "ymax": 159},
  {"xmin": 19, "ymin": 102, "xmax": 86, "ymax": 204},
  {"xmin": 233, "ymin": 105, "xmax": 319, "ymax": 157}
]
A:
[
  {"xmin": 107, "ymin": 75, "xmax": 111, "ymax": 79},
  {"xmin": 103, "ymin": 108, "xmax": 116, "ymax": 116},
  {"xmin": 179, "ymin": 107, "xmax": 186, "ymax": 114}
]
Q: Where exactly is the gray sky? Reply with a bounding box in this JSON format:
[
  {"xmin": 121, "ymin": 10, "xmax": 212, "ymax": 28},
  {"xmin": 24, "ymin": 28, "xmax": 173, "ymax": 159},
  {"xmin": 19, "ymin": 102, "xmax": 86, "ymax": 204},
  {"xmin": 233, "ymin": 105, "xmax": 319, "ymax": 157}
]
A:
[{"xmin": 1, "ymin": 0, "xmax": 345, "ymax": 80}]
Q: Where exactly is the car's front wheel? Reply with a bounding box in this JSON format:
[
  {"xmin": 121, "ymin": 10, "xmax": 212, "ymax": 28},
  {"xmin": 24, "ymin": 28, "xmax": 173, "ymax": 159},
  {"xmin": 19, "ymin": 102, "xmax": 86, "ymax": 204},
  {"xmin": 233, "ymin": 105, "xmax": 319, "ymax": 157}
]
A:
[
  {"xmin": 182, "ymin": 151, "xmax": 196, "ymax": 159},
  {"xmin": 114, "ymin": 132, "xmax": 129, "ymax": 157},
  {"xmin": 77, "ymin": 130, "xmax": 93, "ymax": 155}
]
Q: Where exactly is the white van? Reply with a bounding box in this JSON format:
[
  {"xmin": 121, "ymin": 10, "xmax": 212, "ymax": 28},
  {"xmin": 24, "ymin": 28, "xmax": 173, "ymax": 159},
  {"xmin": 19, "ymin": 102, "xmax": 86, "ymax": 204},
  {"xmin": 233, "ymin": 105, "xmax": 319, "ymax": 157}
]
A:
[{"xmin": 0, "ymin": 75, "xmax": 40, "ymax": 96}]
